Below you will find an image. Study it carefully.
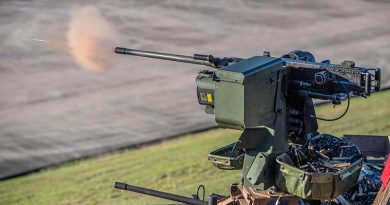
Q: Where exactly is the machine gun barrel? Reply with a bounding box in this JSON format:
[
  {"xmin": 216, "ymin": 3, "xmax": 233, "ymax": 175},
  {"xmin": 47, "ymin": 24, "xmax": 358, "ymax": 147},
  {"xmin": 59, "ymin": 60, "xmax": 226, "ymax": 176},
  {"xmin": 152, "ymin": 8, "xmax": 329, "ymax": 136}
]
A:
[
  {"xmin": 115, "ymin": 47, "xmax": 215, "ymax": 67},
  {"xmin": 114, "ymin": 182, "xmax": 208, "ymax": 205}
]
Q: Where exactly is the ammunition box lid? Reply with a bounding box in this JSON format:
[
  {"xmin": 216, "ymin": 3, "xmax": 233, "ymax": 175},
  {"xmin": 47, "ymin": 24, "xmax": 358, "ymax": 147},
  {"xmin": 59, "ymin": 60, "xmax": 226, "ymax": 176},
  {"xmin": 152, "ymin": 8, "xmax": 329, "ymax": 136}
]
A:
[{"xmin": 215, "ymin": 56, "xmax": 282, "ymax": 84}]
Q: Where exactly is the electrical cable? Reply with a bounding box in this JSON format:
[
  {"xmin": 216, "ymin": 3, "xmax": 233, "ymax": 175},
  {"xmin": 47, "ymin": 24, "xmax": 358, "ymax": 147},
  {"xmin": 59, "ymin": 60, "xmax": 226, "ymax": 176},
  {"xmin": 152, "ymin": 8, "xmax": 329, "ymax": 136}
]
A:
[{"xmin": 316, "ymin": 82, "xmax": 350, "ymax": 121}]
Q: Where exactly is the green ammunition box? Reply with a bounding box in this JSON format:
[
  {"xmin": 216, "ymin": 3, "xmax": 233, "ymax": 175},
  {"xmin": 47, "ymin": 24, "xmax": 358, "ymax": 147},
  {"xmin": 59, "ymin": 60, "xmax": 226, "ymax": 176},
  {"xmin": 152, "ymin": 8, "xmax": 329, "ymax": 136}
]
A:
[
  {"xmin": 196, "ymin": 56, "xmax": 283, "ymax": 130},
  {"xmin": 208, "ymin": 143, "xmax": 244, "ymax": 170},
  {"xmin": 275, "ymin": 153, "xmax": 363, "ymax": 200}
]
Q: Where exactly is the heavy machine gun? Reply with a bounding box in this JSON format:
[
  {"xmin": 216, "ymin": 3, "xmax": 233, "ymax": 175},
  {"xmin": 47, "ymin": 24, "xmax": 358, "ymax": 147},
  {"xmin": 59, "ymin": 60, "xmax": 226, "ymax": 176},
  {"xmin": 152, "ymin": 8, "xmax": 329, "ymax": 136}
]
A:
[{"xmin": 114, "ymin": 47, "xmax": 381, "ymax": 205}]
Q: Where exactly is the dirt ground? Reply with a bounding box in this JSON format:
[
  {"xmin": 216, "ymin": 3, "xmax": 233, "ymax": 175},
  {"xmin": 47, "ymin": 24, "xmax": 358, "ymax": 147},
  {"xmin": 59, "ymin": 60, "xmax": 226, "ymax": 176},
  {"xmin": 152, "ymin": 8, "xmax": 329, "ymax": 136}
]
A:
[{"xmin": 0, "ymin": 0, "xmax": 389, "ymax": 179}]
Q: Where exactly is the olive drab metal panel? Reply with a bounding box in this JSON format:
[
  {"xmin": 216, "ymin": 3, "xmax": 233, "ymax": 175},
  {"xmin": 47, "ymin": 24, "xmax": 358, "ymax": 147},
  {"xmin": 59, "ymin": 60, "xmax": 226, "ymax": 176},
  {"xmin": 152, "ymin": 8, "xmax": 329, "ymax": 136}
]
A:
[{"xmin": 214, "ymin": 56, "xmax": 283, "ymax": 129}]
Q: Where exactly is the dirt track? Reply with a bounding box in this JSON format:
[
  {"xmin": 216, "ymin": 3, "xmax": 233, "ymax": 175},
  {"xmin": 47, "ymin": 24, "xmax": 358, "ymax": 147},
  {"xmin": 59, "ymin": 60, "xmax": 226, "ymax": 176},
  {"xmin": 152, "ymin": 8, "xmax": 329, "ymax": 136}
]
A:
[{"xmin": 0, "ymin": 0, "xmax": 389, "ymax": 179}]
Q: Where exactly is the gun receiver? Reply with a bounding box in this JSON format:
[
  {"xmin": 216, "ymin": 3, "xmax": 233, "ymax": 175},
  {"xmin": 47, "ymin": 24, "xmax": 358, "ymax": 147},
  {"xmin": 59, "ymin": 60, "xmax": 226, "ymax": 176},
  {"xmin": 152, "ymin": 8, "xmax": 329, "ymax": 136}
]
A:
[{"xmin": 115, "ymin": 47, "xmax": 241, "ymax": 68}]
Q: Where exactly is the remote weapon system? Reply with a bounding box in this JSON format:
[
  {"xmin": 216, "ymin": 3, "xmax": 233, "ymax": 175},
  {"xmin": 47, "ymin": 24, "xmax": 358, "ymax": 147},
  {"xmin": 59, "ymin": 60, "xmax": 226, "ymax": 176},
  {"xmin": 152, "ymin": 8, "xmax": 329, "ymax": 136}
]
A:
[{"xmin": 113, "ymin": 47, "xmax": 382, "ymax": 205}]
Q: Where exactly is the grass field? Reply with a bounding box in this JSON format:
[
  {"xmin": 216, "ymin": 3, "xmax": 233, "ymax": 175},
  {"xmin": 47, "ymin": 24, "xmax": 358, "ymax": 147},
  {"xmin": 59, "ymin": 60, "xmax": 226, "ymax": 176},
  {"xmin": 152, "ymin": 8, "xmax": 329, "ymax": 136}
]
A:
[{"xmin": 1, "ymin": 90, "xmax": 389, "ymax": 205}]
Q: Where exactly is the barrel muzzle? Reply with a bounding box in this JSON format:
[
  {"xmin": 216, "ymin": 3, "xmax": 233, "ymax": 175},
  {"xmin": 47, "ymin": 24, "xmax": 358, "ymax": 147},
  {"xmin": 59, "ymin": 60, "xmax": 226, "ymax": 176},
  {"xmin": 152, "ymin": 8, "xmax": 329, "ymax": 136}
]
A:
[{"xmin": 114, "ymin": 47, "xmax": 127, "ymax": 54}]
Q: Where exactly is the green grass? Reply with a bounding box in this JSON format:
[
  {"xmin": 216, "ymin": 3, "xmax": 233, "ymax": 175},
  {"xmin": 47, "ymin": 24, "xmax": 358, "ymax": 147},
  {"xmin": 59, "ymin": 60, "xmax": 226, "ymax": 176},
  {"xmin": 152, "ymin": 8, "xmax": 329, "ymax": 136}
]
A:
[{"xmin": 0, "ymin": 90, "xmax": 389, "ymax": 205}]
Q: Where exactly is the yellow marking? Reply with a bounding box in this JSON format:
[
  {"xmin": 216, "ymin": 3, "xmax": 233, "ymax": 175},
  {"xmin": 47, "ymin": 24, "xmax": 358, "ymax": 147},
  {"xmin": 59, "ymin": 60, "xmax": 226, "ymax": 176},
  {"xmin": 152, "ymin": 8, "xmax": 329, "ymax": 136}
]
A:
[{"xmin": 207, "ymin": 93, "xmax": 213, "ymax": 103}]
